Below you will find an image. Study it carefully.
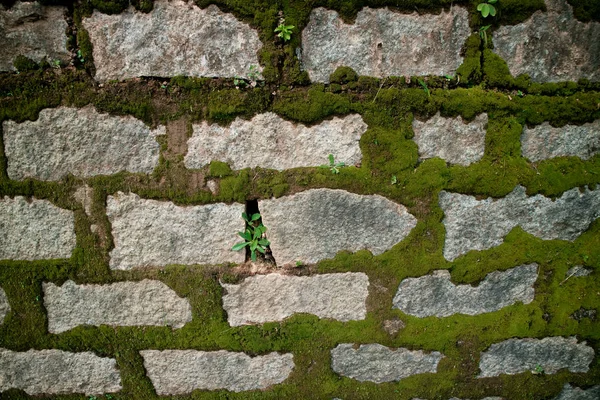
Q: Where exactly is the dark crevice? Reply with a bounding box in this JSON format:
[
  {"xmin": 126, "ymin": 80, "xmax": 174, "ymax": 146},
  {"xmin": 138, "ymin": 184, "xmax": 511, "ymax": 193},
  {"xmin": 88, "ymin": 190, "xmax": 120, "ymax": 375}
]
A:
[{"xmin": 244, "ymin": 199, "xmax": 276, "ymax": 265}]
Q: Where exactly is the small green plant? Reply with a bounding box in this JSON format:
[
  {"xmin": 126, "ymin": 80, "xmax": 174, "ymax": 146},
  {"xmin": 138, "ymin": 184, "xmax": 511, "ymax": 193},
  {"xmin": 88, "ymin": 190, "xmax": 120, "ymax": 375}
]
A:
[
  {"xmin": 324, "ymin": 154, "xmax": 345, "ymax": 174},
  {"xmin": 479, "ymin": 25, "xmax": 491, "ymax": 47},
  {"xmin": 275, "ymin": 23, "xmax": 294, "ymax": 41},
  {"xmin": 391, "ymin": 175, "xmax": 398, "ymax": 185},
  {"xmin": 517, "ymin": 90, "xmax": 524, "ymax": 98},
  {"xmin": 248, "ymin": 65, "xmax": 260, "ymax": 81},
  {"xmin": 532, "ymin": 364, "xmax": 545, "ymax": 375},
  {"xmin": 418, "ymin": 79, "xmax": 430, "ymax": 97},
  {"xmin": 477, "ymin": 0, "xmax": 497, "ymax": 18},
  {"xmin": 232, "ymin": 213, "xmax": 270, "ymax": 262},
  {"xmin": 76, "ymin": 50, "xmax": 85, "ymax": 63},
  {"xmin": 295, "ymin": 260, "xmax": 303, "ymax": 267},
  {"xmin": 233, "ymin": 76, "xmax": 247, "ymax": 88},
  {"xmin": 51, "ymin": 59, "xmax": 61, "ymax": 69}
]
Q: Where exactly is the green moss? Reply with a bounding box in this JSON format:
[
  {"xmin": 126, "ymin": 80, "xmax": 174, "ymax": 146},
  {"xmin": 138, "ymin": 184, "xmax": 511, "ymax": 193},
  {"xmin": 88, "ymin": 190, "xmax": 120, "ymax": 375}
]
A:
[
  {"xmin": 272, "ymin": 86, "xmax": 351, "ymax": 123},
  {"xmin": 12, "ymin": 55, "xmax": 39, "ymax": 72},
  {"xmin": 130, "ymin": 0, "xmax": 154, "ymax": 12},
  {"xmin": 208, "ymin": 161, "xmax": 233, "ymax": 178},
  {"xmin": 494, "ymin": 0, "xmax": 546, "ymax": 26},
  {"xmin": 207, "ymin": 88, "xmax": 271, "ymax": 124},
  {"xmin": 329, "ymin": 66, "xmax": 358, "ymax": 84},
  {"xmin": 90, "ymin": 0, "xmax": 129, "ymax": 14},
  {"xmin": 455, "ymin": 34, "xmax": 482, "ymax": 84},
  {"xmin": 567, "ymin": 0, "xmax": 600, "ymax": 22}
]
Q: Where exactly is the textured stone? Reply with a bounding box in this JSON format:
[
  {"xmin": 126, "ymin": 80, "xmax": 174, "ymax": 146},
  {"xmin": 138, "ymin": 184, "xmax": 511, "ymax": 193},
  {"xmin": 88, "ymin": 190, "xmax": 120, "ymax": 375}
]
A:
[
  {"xmin": 221, "ymin": 272, "xmax": 369, "ymax": 326},
  {"xmin": 492, "ymin": 0, "xmax": 600, "ymax": 82},
  {"xmin": 43, "ymin": 280, "xmax": 192, "ymax": 333},
  {"xmin": 0, "ymin": 2, "xmax": 69, "ymax": 71},
  {"xmin": 0, "ymin": 196, "xmax": 76, "ymax": 260},
  {"xmin": 0, "ymin": 288, "xmax": 9, "ymax": 324},
  {"xmin": 566, "ymin": 265, "xmax": 592, "ymax": 278},
  {"xmin": 522, "ymin": 121, "xmax": 600, "ymax": 162},
  {"xmin": 478, "ymin": 336, "xmax": 594, "ymax": 377},
  {"xmin": 301, "ymin": 7, "xmax": 470, "ymax": 83},
  {"xmin": 74, "ymin": 185, "xmax": 94, "ymax": 216},
  {"xmin": 83, "ymin": 1, "xmax": 262, "ymax": 81},
  {"xmin": 382, "ymin": 317, "xmax": 406, "ymax": 335},
  {"xmin": 185, "ymin": 113, "xmax": 367, "ymax": 170},
  {"xmin": 3, "ymin": 106, "xmax": 165, "ymax": 181},
  {"xmin": 0, "ymin": 348, "xmax": 121, "ymax": 395},
  {"xmin": 107, "ymin": 192, "xmax": 244, "ymax": 269},
  {"xmin": 331, "ymin": 343, "xmax": 444, "ymax": 383},
  {"xmin": 412, "ymin": 113, "xmax": 488, "ymax": 166},
  {"xmin": 439, "ymin": 186, "xmax": 600, "ymax": 261},
  {"xmin": 140, "ymin": 350, "xmax": 294, "ymax": 394},
  {"xmin": 393, "ymin": 264, "xmax": 538, "ymax": 317},
  {"xmin": 552, "ymin": 384, "xmax": 600, "ymax": 400},
  {"xmin": 259, "ymin": 189, "xmax": 417, "ymax": 266}
]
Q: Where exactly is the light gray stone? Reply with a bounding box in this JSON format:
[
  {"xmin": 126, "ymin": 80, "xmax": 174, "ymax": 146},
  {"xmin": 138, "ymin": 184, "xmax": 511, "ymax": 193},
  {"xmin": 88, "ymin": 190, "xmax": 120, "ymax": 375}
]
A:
[
  {"xmin": 3, "ymin": 106, "xmax": 165, "ymax": 181},
  {"xmin": 552, "ymin": 384, "xmax": 600, "ymax": 400},
  {"xmin": 492, "ymin": 0, "xmax": 600, "ymax": 82},
  {"xmin": 0, "ymin": 196, "xmax": 76, "ymax": 260},
  {"xmin": 478, "ymin": 336, "xmax": 594, "ymax": 377},
  {"xmin": 43, "ymin": 279, "xmax": 192, "ymax": 333},
  {"xmin": 412, "ymin": 113, "xmax": 488, "ymax": 166},
  {"xmin": 331, "ymin": 343, "xmax": 444, "ymax": 383},
  {"xmin": 566, "ymin": 265, "xmax": 592, "ymax": 278},
  {"xmin": 0, "ymin": 288, "xmax": 9, "ymax": 324},
  {"xmin": 83, "ymin": 1, "xmax": 262, "ymax": 81},
  {"xmin": 185, "ymin": 113, "xmax": 367, "ymax": 170},
  {"xmin": 74, "ymin": 185, "xmax": 94, "ymax": 216},
  {"xmin": 393, "ymin": 264, "xmax": 538, "ymax": 317},
  {"xmin": 140, "ymin": 350, "xmax": 294, "ymax": 394},
  {"xmin": 259, "ymin": 189, "xmax": 417, "ymax": 266},
  {"xmin": 521, "ymin": 120, "xmax": 600, "ymax": 162},
  {"xmin": 221, "ymin": 272, "xmax": 369, "ymax": 326},
  {"xmin": 0, "ymin": 2, "xmax": 69, "ymax": 71},
  {"xmin": 0, "ymin": 348, "xmax": 121, "ymax": 395},
  {"xmin": 439, "ymin": 186, "xmax": 600, "ymax": 261},
  {"xmin": 301, "ymin": 6, "xmax": 470, "ymax": 83},
  {"xmin": 107, "ymin": 192, "xmax": 244, "ymax": 269}
]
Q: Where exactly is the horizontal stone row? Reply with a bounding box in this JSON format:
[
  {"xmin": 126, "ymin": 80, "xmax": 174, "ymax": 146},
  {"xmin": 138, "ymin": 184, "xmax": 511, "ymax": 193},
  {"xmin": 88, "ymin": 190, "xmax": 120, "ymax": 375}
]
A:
[
  {"xmin": 3, "ymin": 107, "xmax": 598, "ymax": 182},
  {"xmin": 2, "ymin": 0, "xmax": 598, "ymax": 82},
  {"xmin": 2, "ymin": 337, "xmax": 593, "ymax": 395},
  {"xmin": 413, "ymin": 384, "xmax": 600, "ymax": 400}
]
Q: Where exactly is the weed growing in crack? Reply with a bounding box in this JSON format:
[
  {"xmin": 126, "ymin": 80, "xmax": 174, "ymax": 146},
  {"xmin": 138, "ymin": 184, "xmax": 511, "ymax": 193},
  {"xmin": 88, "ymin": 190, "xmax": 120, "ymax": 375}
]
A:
[
  {"xmin": 275, "ymin": 22, "xmax": 294, "ymax": 41},
  {"xmin": 477, "ymin": 0, "xmax": 498, "ymax": 18},
  {"xmin": 232, "ymin": 212, "xmax": 270, "ymax": 262},
  {"xmin": 323, "ymin": 154, "xmax": 345, "ymax": 174}
]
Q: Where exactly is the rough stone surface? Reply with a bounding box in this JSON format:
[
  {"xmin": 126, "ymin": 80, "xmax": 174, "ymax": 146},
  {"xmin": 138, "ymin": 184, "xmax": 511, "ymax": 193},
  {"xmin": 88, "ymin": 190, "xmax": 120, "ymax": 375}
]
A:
[
  {"xmin": 107, "ymin": 192, "xmax": 244, "ymax": 269},
  {"xmin": 140, "ymin": 350, "xmax": 294, "ymax": 394},
  {"xmin": 0, "ymin": 288, "xmax": 9, "ymax": 324},
  {"xmin": 221, "ymin": 272, "xmax": 369, "ymax": 326},
  {"xmin": 43, "ymin": 280, "xmax": 192, "ymax": 333},
  {"xmin": 259, "ymin": 189, "xmax": 417, "ymax": 266},
  {"xmin": 493, "ymin": 0, "xmax": 600, "ymax": 82},
  {"xmin": 0, "ymin": 348, "xmax": 122, "ymax": 395},
  {"xmin": 0, "ymin": 2, "xmax": 69, "ymax": 71},
  {"xmin": 331, "ymin": 343, "xmax": 444, "ymax": 383},
  {"xmin": 74, "ymin": 185, "xmax": 94, "ymax": 216},
  {"xmin": 393, "ymin": 264, "xmax": 538, "ymax": 317},
  {"xmin": 478, "ymin": 336, "xmax": 595, "ymax": 377},
  {"xmin": 83, "ymin": 1, "xmax": 262, "ymax": 81},
  {"xmin": 301, "ymin": 6, "xmax": 470, "ymax": 83},
  {"xmin": 521, "ymin": 120, "xmax": 600, "ymax": 162},
  {"xmin": 382, "ymin": 317, "xmax": 406, "ymax": 336},
  {"xmin": 439, "ymin": 185, "xmax": 600, "ymax": 261},
  {"xmin": 3, "ymin": 106, "xmax": 165, "ymax": 181},
  {"xmin": 552, "ymin": 384, "xmax": 600, "ymax": 400},
  {"xmin": 412, "ymin": 113, "xmax": 488, "ymax": 166},
  {"xmin": 185, "ymin": 113, "xmax": 367, "ymax": 170},
  {"xmin": 0, "ymin": 196, "xmax": 76, "ymax": 260},
  {"xmin": 566, "ymin": 265, "xmax": 592, "ymax": 278}
]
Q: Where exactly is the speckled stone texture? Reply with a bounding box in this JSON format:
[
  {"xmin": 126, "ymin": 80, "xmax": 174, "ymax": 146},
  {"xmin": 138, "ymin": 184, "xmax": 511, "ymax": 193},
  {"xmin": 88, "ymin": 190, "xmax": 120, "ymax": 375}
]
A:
[
  {"xmin": 439, "ymin": 186, "xmax": 600, "ymax": 261},
  {"xmin": 492, "ymin": 0, "xmax": 600, "ymax": 82},
  {"xmin": 412, "ymin": 113, "xmax": 488, "ymax": 166},
  {"xmin": 107, "ymin": 192, "xmax": 244, "ymax": 269},
  {"xmin": 0, "ymin": 196, "xmax": 76, "ymax": 260},
  {"xmin": 0, "ymin": 288, "xmax": 9, "ymax": 324},
  {"xmin": 185, "ymin": 113, "xmax": 367, "ymax": 170},
  {"xmin": 83, "ymin": 1, "xmax": 262, "ymax": 81},
  {"xmin": 301, "ymin": 6, "xmax": 470, "ymax": 83},
  {"xmin": 566, "ymin": 265, "xmax": 592, "ymax": 278},
  {"xmin": 521, "ymin": 120, "xmax": 600, "ymax": 162},
  {"xmin": 478, "ymin": 337, "xmax": 594, "ymax": 377},
  {"xmin": 43, "ymin": 280, "xmax": 192, "ymax": 333},
  {"xmin": 331, "ymin": 343, "xmax": 444, "ymax": 383},
  {"xmin": 552, "ymin": 384, "xmax": 600, "ymax": 400},
  {"xmin": 3, "ymin": 106, "xmax": 165, "ymax": 181},
  {"xmin": 221, "ymin": 272, "xmax": 369, "ymax": 326},
  {"xmin": 140, "ymin": 350, "xmax": 294, "ymax": 394},
  {"xmin": 0, "ymin": 2, "xmax": 69, "ymax": 71},
  {"xmin": 259, "ymin": 189, "xmax": 417, "ymax": 266},
  {"xmin": 393, "ymin": 264, "xmax": 538, "ymax": 317},
  {"xmin": 0, "ymin": 349, "xmax": 122, "ymax": 395}
]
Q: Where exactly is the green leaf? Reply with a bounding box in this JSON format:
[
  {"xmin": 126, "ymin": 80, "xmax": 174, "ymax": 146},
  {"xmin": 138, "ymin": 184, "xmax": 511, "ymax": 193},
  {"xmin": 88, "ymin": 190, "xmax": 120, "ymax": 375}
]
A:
[
  {"xmin": 477, "ymin": 3, "xmax": 485, "ymax": 11},
  {"xmin": 253, "ymin": 229, "xmax": 261, "ymax": 240},
  {"xmin": 250, "ymin": 241, "xmax": 258, "ymax": 251},
  {"xmin": 489, "ymin": 5, "xmax": 496, "ymax": 16},
  {"xmin": 241, "ymin": 212, "xmax": 249, "ymax": 222},
  {"xmin": 481, "ymin": 4, "xmax": 490, "ymax": 17},
  {"xmin": 259, "ymin": 238, "xmax": 270, "ymax": 246},
  {"xmin": 328, "ymin": 154, "xmax": 334, "ymax": 165},
  {"xmin": 256, "ymin": 246, "xmax": 266, "ymax": 254},
  {"xmin": 251, "ymin": 213, "xmax": 261, "ymax": 221},
  {"xmin": 251, "ymin": 250, "xmax": 257, "ymax": 261},
  {"xmin": 488, "ymin": 0, "xmax": 497, "ymax": 4},
  {"xmin": 258, "ymin": 225, "xmax": 267, "ymax": 234},
  {"xmin": 238, "ymin": 231, "xmax": 251, "ymax": 241},
  {"xmin": 231, "ymin": 242, "xmax": 249, "ymax": 251}
]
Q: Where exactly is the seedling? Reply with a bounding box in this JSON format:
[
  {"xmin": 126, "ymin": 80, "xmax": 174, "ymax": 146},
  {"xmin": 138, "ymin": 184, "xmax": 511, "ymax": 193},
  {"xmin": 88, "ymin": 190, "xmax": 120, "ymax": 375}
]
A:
[
  {"xmin": 479, "ymin": 25, "xmax": 491, "ymax": 47},
  {"xmin": 391, "ymin": 175, "xmax": 398, "ymax": 185},
  {"xmin": 532, "ymin": 364, "xmax": 545, "ymax": 375},
  {"xmin": 477, "ymin": 0, "xmax": 497, "ymax": 18},
  {"xmin": 51, "ymin": 59, "xmax": 61, "ymax": 69},
  {"xmin": 275, "ymin": 23, "xmax": 294, "ymax": 41},
  {"xmin": 76, "ymin": 50, "xmax": 85, "ymax": 63},
  {"xmin": 324, "ymin": 154, "xmax": 345, "ymax": 174},
  {"xmin": 233, "ymin": 76, "xmax": 247, "ymax": 88},
  {"xmin": 517, "ymin": 90, "xmax": 524, "ymax": 98},
  {"xmin": 232, "ymin": 212, "xmax": 270, "ymax": 262},
  {"xmin": 418, "ymin": 79, "xmax": 430, "ymax": 97},
  {"xmin": 248, "ymin": 65, "xmax": 260, "ymax": 81}
]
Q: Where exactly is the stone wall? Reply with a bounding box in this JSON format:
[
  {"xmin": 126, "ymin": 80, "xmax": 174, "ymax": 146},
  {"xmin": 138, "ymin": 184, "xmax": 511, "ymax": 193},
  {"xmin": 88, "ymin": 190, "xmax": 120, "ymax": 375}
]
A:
[{"xmin": 0, "ymin": 0, "xmax": 598, "ymax": 399}]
